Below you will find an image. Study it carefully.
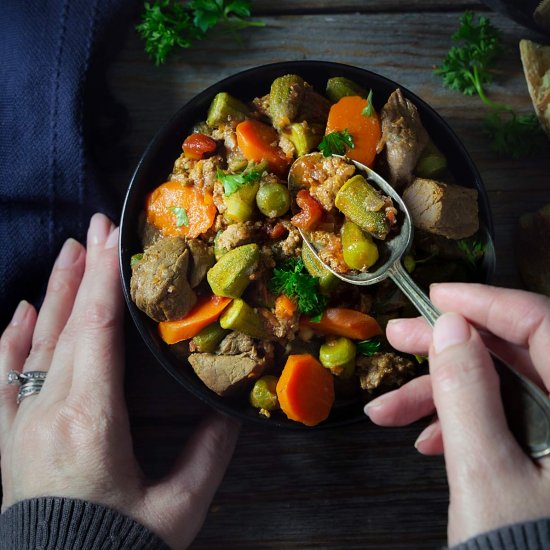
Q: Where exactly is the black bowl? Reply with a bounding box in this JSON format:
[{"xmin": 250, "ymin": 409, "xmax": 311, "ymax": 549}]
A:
[{"xmin": 120, "ymin": 61, "xmax": 495, "ymax": 429}]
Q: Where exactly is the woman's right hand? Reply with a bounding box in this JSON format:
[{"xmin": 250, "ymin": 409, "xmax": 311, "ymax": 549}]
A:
[{"xmin": 366, "ymin": 283, "xmax": 550, "ymax": 546}]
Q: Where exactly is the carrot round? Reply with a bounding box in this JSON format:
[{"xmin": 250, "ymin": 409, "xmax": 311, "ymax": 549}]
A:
[
  {"xmin": 325, "ymin": 95, "xmax": 381, "ymax": 168},
  {"xmin": 158, "ymin": 295, "xmax": 232, "ymax": 344},
  {"xmin": 276, "ymin": 354, "xmax": 335, "ymax": 426},
  {"xmin": 300, "ymin": 308, "xmax": 382, "ymax": 340},
  {"xmin": 146, "ymin": 181, "xmax": 217, "ymax": 239},
  {"xmin": 236, "ymin": 119, "xmax": 290, "ymax": 176}
]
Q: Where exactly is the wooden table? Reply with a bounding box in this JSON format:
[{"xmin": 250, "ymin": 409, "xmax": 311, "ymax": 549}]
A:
[{"xmin": 108, "ymin": 1, "xmax": 550, "ymax": 547}]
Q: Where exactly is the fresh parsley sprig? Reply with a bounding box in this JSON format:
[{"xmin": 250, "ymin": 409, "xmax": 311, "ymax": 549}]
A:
[
  {"xmin": 357, "ymin": 338, "xmax": 380, "ymax": 356},
  {"xmin": 136, "ymin": 0, "xmax": 265, "ymax": 65},
  {"xmin": 216, "ymin": 163, "xmax": 264, "ymax": 196},
  {"xmin": 169, "ymin": 205, "xmax": 189, "ymax": 227},
  {"xmin": 434, "ymin": 11, "xmax": 547, "ymax": 158},
  {"xmin": 269, "ymin": 257, "xmax": 328, "ymax": 317},
  {"xmin": 361, "ymin": 90, "xmax": 375, "ymax": 117},
  {"xmin": 457, "ymin": 237, "xmax": 485, "ymax": 267},
  {"xmin": 318, "ymin": 129, "xmax": 354, "ymax": 157}
]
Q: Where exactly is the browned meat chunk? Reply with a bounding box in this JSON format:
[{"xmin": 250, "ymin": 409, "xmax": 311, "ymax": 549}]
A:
[
  {"xmin": 215, "ymin": 222, "xmax": 256, "ymax": 255},
  {"xmin": 356, "ymin": 352, "xmax": 416, "ymax": 392},
  {"xmin": 218, "ymin": 331, "xmax": 257, "ymax": 355},
  {"xmin": 187, "ymin": 239, "xmax": 215, "ymax": 288},
  {"xmin": 130, "ymin": 236, "xmax": 196, "ymax": 322},
  {"xmin": 403, "ymin": 177, "xmax": 479, "ymax": 239},
  {"xmin": 188, "ymin": 353, "xmax": 266, "ymax": 396},
  {"xmin": 377, "ymin": 89, "xmax": 429, "ymax": 188}
]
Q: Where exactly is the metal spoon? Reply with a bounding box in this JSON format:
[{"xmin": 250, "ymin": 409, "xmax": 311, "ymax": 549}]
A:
[{"xmin": 289, "ymin": 154, "xmax": 550, "ymax": 458}]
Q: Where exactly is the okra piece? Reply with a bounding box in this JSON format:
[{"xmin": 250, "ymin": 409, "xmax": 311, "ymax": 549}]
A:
[
  {"xmin": 319, "ymin": 337, "xmax": 356, "ymax": 379},
  {"xmin": 341, "ymin": 221, "xmax": 379, "ymax": 271},
  {"xmin": 249, "ymin": 375, "xmax": 279, "ymax": 416},
  {"xmin": 287, "ymin": 122, "xmax": 324, "ymax": 156},
  {"xmin": 301, "ymin": 244, "xmax": 339, "ymax": 294},
  {"xmin": 269, "ymin": 74, "xmax": 305, "ymax": 130},
  {"xmin": 414, "ymin": 140, "xmax": 447, "ymax": 178},
  {"xmin": 224, "ymin": 182, "xmax": 260, "ymax": 223},
  {"xmin": 219, "ymin": 299, "xmax": 267, "ymax": 339},
  {"xmin": 325, "ymin": 77, "xmax": 369, "ymax": 102},
  {"xmin": 206, "ymin": 92, "xmax": 250, "ymax": 128},
  {"xmin": 335, "ymin": 175, "xmax": 391, "ymax": 240},
  {"xmin": 191, "ymin": 322, "xmax": 229, "ymax": 353},
  {"xmin": 207, "ymin": 243, "xmax": 259, "ymax": 298}
]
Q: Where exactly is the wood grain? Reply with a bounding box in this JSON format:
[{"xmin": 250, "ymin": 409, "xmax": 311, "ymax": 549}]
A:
[{"xmin": 110, "ymin": 4, "xmax": 550, "ymax": 549}]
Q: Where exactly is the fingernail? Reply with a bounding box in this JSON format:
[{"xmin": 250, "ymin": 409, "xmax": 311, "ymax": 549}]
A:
[
  {"xmin": 105, "ymin": 227, "xmax": 119, "ymax": 249},
  {"xmin": 414, "ymin": 423, "xmax": 437, "ymax": 450},
  {"xmin": 386, "ymin": 319, "xmax": 403, "ymax": 327},
  {"xmin": 54, "ymin": 238, "xmax": 81, "ymax": 268},
  {"xmin": 11, "ymin": 301, "xmax": 29, "ymax": 326},
  {"xmin": 87, "ymin": 213, "xmax": 111, "ymax": 246},
  {"xmin": 433, "ymin": 312, "xmax": 470, "ymax": 354},
  {"xmin": 364, "ymin": 393, "xmax": 390, "ymax": 416}
]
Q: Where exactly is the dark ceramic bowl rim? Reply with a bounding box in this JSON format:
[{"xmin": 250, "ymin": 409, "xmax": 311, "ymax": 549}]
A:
[{"xmin": 119, "ymin": 60, "xmax": 495, "ymax": 429}]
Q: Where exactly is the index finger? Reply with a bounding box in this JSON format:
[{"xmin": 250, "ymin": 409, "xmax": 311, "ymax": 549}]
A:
[{"xmin": 431, "ymin": 283, "xmax": 550, "ymax": 384}]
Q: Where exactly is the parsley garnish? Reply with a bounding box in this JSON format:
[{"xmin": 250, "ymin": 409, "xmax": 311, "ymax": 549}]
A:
[
  {"xmin": 130, "ymin": 253, "xmax": 144, "ymax": 267},
  {"xmin": 434, "ymin": 11, "xmax": 548, "ymax": 158},
  {"xmin": 357, "ymin": 338, "xmax": 380, "ymax": 356},
  {"xmin": 136, "ymin": 0, "xmax": 265, "ymax": 65},
  {"xmin": 216, "ymin": 163, "xmax": 264, "ymax": 196},
  {"xmin": 269, "ymin": 258, "xmax": 328, "ymax": 317},
  {"xmin": 318, "ymin": 129, "xmax": 354, "ymax": 157},
  {"xmin": 361, "ymin": 89, "xmax": 375, "ymax": 117},
  {"xmin": 169, "ymin": 206, "xmax": 189, "ymax": 227},
  {"xmin": 457, "ymin": 237, "xmax": 485, "ymax": 267}
]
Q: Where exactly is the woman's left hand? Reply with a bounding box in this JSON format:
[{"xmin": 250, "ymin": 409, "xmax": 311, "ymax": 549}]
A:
[{"xmin": 0, "ymin": 213, "xmax": 240, "ymax": 549}]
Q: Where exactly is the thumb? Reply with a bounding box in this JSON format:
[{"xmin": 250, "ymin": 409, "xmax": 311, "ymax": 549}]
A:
[
  {"xmin": 144, "ymin": 412, "xmax": 240, "ymax": 549},
  {"xmin": 429, "ymin": 313, "xmax": 524, "ymax": 480}
]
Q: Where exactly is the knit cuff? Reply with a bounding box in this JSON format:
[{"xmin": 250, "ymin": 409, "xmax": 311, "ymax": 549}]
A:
[
  {"xmin": 450, "ymin": 517, "xmax": 550, "ymax": 550},
  {"xmin": 0, "ymin": 497, "xmax": 170, "ymax": 549}
]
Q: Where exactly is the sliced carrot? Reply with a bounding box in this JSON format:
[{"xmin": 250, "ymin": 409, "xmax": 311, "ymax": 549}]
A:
[
  {"xmin": 290, "ymin": 189, "xmax": 323, "ymax": 230},
  {"xmin": 276, "ymin": 354, "xmax": 335, "ymax": 426},
  {"xmin": 300, "ymin": 308, "xmax": 382, "ymax": 340},
  {"xmin": 236, "ymin": 119, "xmax": 290, "ymax": 177},
  {"xmin": 158, "ymin": 296, "xmax": 232, "ymax": 344},
  {"xmin": 275, "ymin": 294, "xmax": 297, "ymax": 320},
  {"xmin": 325, "ymin": 95, "xmax": 382, "ymax": 168},
  {"xmin": 146, "ymin": 181, "xmax": 217, "ymax": 239}
]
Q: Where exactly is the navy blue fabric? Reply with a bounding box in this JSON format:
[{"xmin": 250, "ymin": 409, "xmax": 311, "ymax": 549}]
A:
[{"xmin": 0, "ymin": 0, "xmax": 137, "ymax": 330}]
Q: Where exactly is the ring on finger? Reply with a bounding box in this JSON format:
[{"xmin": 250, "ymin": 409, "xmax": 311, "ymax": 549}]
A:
[
  {"xmin": 7, "ymin": 370, "xmax": 48, "ymax": 385},
  {"xmin": 16, "ymin": 380, "xmax": 45, "ymax": 404}
]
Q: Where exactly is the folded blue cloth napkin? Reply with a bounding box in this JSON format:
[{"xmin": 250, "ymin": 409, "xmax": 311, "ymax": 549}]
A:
[{"xmin": 0, "ymin": 0, "xmax": 137, "ymax": 330}]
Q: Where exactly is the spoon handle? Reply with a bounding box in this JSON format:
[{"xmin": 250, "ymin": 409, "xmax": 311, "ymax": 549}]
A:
[{"xmin": 390, "ymin": 261, "xmax": 550, "ymax": 459}]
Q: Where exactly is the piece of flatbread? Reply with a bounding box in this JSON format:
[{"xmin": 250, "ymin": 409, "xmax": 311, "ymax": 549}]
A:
[
  {"xmin": 519, "ymin": 39, "xmax": 550, "ymax": 137},
  {"xmin": 534, "ymin": 0, "xmax": 550, "ymax": 34}
]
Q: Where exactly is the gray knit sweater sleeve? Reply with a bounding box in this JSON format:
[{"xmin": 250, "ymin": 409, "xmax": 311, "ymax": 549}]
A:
[
  {"xmin": 0, "ymin": 497, "xmax": 170, "ymax": 549},
  {"xmin": 450, "ymin": 517, "xmax": 550, "ymax": 550}
]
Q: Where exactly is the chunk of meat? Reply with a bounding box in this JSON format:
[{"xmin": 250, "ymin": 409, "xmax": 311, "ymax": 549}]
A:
[
  {"xmin": 218, "ymin": 331, "xmax": 256, "ymax": 355},
  {"xmin": 377, "ymin": 89, "xmax": 429, "ymax": 188},
  {"xmin": 215, "ymin": 222, "xmax": 256, "ymax": 254},
  {"xmin": 187, "ymin": 239, "xmax": 215, "ymax": 288},
  {"xmin": 130, "ymin": 236, "xmax": 196, "ymax": 322},
  {"xmin": 356, "ymin": 352, "xmax": 416, "ymax": 392},
  {"xmin": 403, "ymin": 177, "xmax": 479, "ymax": 240},
  {"xmin": 188, "ymin": 353, "xmax": 265, "ymax": 396}
]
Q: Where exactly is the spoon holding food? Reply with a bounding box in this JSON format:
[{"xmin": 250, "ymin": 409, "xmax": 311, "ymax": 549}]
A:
[{"xmin": 288, "ymin": 153, "xmax": 550, "ymax": 458}]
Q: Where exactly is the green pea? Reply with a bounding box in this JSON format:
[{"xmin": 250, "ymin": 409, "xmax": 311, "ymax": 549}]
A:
[
  {"xmin": 319, "ymin": 337, "xmax": 356, "ymax": 379},
  {"xmin": 341, "ymin": 221, "xmax": 379, "ymax": 271},
  {"xmin": 249, "ymin": 375, "xmax": 279, "ymax": 415},
  {"xmin": 256, "ymin": 182, "xmax": 290, "ymax": 218}
]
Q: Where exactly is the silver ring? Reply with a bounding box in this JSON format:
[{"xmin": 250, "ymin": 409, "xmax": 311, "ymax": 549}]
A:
[
  {"xmin": 16, "ymin": 380, "xmax": 45, "ymax": 404},
  {"xmin": 8, "ymin": 370, "xmax": 48, "ymax": 385}
]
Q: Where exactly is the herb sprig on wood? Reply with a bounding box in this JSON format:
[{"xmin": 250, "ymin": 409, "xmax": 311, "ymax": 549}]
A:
[
  {"xmin": 434, "ymin": 11, "xmax": 547, "ymax": 158},
  {"xmin": 137, "ymin": 0, "xmax": 265, "ymax": 65}
]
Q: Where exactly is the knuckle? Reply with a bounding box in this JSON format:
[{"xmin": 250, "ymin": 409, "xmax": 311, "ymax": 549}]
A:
[
  {"xmin": 0, "ymin": 330, "xmax": 21, "ymax": 355},
  {"xmin": 431, "ymin": 351, "xmax": 486, "ymax": 394},
  {"xmin": 81, "ymin": 301, "xmax": 119, "ymax": 331},
  {"xmin": 30, "ymin": 335, "xmax": 58, "ymax": 355}
]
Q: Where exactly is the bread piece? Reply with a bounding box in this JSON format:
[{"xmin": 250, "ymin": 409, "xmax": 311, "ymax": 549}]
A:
[
  {"xmin": 519, "ymin": 39, "xmax": 550, "ymax": 137},
  {"xmin": 402, "ymin": 177, "xmax": 479, "ymax": 240}
]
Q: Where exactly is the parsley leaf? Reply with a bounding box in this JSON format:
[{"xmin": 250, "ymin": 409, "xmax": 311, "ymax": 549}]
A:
[
  {"xmin": 130, "ymin": 253, "xmax": 144, "ymax": 267},
  {"xmin": 361, "ymin": 89, "xmax": 375, "ymax": 117},
  {"xmin": 169, "ymin": 206, "xmax": 189, "ymax": 227},
  {"xmin": 357, "ymin": 338, "xmax": 380, "ymax": 356},
  {"xmin": 457, "ymin": 237, "xmax": 485, "ymax": 267},
  {"xmin": 318, "ymin": 129, "xmax": 355, "ymax": 157},
  {"xmin": 136, "ymin": 0, "xmax": 265, "ymax": 65},
  {"xmin": 269, "ymin": 257, "xmax": 328, "ymax": 317},
  {"xmin": 484, "ymin": 111, "xmax": 548, "ymax": 159},
  {"xmin": 216, "ymin": 163, "xmax": 264, "ymax": 196}
]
